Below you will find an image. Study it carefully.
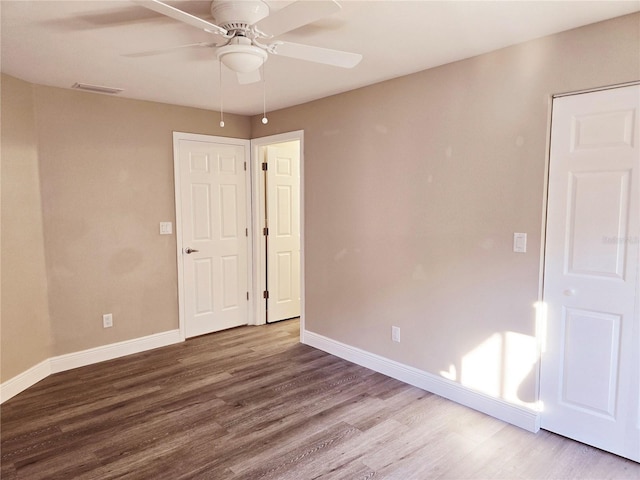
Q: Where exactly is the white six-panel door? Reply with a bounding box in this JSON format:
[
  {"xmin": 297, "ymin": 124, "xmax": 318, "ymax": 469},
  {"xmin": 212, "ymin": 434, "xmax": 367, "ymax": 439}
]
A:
[
  {"xmin": 175, "ymin": 135, "xmax": 250, "ymax": 338},
  {"xmin": 266, "ymin": 142, "xmax": 301, "ymax": 322},
  {"xmin": 540, "ymin": 85, "xmax": 639, "ymax": 461}
]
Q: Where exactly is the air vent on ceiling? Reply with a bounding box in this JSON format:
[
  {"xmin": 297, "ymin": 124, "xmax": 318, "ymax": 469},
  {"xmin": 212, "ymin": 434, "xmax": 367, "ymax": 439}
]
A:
[{"xmin": 71, "ymin": 83, "xmax": 124, "ymax": 95}]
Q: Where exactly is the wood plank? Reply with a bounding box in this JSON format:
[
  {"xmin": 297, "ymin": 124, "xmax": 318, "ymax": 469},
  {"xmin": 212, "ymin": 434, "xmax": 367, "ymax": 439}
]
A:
[{"xmin": 2, "ymin": 319, "xmax": 639, "ymax": 479}]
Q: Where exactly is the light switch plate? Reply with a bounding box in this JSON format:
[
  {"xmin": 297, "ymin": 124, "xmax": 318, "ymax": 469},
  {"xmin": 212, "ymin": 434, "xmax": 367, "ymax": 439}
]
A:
[
  {"xmin": 160, "ymin": 222, "xmax": 173, "ymax": 235},
  {"xmin": 513, "ymin": 232, "xmax": 527, "ymax": 253}
]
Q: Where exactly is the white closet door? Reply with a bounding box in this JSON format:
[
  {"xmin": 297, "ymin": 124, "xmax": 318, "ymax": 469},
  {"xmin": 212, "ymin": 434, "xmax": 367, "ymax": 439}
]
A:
[
  {"xmin": 540, "ymin": 85, "xmax": 639, "ymax": 462},
  {"xmin": 266, "ymin": 142, "xmax": 300, "ymax": 322}
]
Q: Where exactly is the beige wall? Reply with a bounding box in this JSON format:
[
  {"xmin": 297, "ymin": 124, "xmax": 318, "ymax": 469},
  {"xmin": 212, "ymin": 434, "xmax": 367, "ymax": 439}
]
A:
[
  {"xmin": 251, "ymin": 14, "xmax": 640, "ymax": 405},
  {"xmin": 34, "ymin": 86, "xmax": 250, "ymax": 356},
  {"xmin": 1, "ymin": 75, "xmax": 53, "ymax": 381},
  {"xmin": 1, "ymin": 76, "xmax": 250, "ymax": 379}
]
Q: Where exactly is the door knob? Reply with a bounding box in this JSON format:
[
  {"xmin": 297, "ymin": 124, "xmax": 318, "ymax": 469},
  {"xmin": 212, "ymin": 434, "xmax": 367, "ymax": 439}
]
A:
[{"xmin": 184, "ymin": 247, "xmax": 199, "ymax": 254}]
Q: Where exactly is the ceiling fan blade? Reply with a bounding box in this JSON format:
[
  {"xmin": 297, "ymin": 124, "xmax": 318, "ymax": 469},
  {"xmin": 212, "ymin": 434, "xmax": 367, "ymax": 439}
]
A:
[
  {"xmin": 271, "ymin": 41, "xmax": 362, "ymax": 68},
  {"xmin": 254, "ymin": 0, "xmax": 341, "ymax": 38},
  {"xmin": 132, "ymin": 0, "xmax": 227, "ymax": 36},
  {"xmin": 237, "ymin": 70, "xmax": 262, "ymax": 85},
  {"xmin": 123, "ymin": 42, "xmax": 218, "ymax": 58}
]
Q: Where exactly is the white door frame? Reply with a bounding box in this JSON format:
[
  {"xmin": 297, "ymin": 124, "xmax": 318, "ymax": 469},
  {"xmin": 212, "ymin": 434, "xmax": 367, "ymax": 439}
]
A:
[
  {"xmin": 173, "ymin": 131, "xmax": 254, "ymax": 340},
  {"xmin": 534, "ymin": 93, "xmax": 554, "ymax": 422},
  {"xmin": 250, "ymin": 131, "xmax": 304, "ymax": 330}
]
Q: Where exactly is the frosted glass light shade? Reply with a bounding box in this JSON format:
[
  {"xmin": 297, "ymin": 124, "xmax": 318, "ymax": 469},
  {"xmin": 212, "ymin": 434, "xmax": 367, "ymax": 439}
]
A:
[{"xmin": 217, "ymin": 45, "xmax": 267, "ymax": 73}]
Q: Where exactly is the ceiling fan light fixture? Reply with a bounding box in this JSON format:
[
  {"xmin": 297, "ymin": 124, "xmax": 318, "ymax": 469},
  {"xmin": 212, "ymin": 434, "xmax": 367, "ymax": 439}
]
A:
[{"xmin": 217, "ymin": 43, "xmax": 267, "ymax": 73}]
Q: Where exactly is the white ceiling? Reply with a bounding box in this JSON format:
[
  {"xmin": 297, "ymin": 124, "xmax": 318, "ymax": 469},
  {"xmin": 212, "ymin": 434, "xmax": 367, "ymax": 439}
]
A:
[{"xmin": 2, "ymin": 1, "xmax": 638, "ymax": 116}]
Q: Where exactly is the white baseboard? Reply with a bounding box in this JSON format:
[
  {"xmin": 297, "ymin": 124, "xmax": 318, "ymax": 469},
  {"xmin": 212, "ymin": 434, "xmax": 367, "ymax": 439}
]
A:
[
  {"xmin": 49, "ymin": 329, "xmax": 182, "ymax": 373},
  {"xmin": 1, "ymin": 329, "xmax": 182, "ymax": 404},
  {"xmin": 303, "ymin": 329, "xmax": 540, "ymax": 433},
  {"xmin": 0, "ymin": 359, "xmax": 52, "ymax": 404}
]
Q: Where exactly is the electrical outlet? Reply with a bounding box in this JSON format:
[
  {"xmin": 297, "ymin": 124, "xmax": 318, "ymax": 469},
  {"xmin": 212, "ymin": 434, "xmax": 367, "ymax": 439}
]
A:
[
  {"xmin": 392, "ymin": 326, "xmax": 401, "ymax": 343},
  {"xmin": 103, "ymin": 313, "xmax": 113, "ymax": 328}
]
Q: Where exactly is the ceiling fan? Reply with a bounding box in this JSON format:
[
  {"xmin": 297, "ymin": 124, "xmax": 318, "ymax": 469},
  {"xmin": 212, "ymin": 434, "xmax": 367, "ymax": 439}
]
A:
[{"xmin": 132, "ymin": 0, "xmax": 363, "ymax": 84}]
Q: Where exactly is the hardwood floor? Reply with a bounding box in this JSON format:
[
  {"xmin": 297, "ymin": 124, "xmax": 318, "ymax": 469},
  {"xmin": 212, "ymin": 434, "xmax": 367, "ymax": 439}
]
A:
[{"xmin": 2, "ymin": 319, "xmax": 638, "ymax": 479}]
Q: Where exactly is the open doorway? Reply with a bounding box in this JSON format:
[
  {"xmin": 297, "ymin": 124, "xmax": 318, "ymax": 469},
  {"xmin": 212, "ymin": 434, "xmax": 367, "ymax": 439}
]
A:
[{"xmin": 251, "ymin": 131, "xmax": 303, "ymax": 326}]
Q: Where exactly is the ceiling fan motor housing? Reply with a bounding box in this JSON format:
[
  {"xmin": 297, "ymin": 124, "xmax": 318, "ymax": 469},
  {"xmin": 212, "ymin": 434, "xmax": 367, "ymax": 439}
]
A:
[{"xmin": 210, "ymin": 0, "xmax": 269, "ymax": 32}]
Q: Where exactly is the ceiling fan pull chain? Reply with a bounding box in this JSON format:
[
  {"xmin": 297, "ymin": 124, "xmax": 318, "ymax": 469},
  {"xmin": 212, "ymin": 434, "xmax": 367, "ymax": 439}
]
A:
[
  {"xmin": 262, "ymin": 63, "xmax": 268, "ymax": 125},
  {"xmin": 219, "ymin": 60, "xmax": 225, "ymax": 128}
]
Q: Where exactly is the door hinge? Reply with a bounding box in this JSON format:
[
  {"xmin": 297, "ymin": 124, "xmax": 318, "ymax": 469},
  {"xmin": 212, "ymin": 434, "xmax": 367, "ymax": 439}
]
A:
[
  {"xmin": 263, "ymin": 227, "xmax": 269, "ymax": 236},
  {"xmin": 244, "ymin": 161, "xmax": 247, "ymax": 171},
  {"xmin": 246, "ymin": 228, "xmax": 248, "ymax": 237},
  {"xmin": 262, "ymin": 162, "xmax": 268, "ymax": 171},
  {"xmin": 247, "ymin": 292, "xmax": 249, "ymax": 301},
  {"xmin": 263, "ymin": 290, "xmax": 269, "ymax": 299}
]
